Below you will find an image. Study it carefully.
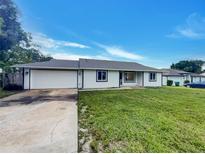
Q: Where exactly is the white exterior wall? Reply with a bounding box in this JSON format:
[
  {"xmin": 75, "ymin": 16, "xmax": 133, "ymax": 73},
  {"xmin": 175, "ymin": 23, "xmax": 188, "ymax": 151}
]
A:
[
  {"xmin": 78, "ymin": 70, "xmax": 83, "ymax": 88},
  {"xmin": 162, "ymin": 76, "xmax": 167, "ymax": 86},
  {"xmin": 24, "ymin": 68, "xmax": 30, "ymax": 89},
  {"xmin": 162, "ymin": 75, "xmax": 205, "ymax": 86},
  {"xmin": 144, "ymin": 72, "xmax": 162, "ymax": 87},
  {"xmin": 192, "ymin": 77, "xmax": 201, "ymax": 83},
  {"xmin": 30, "ymin": 70, "xmax": 77, "ymax": 89},
  {"xmin": 202, "ymin": 64, "xmax": 205, "ymax": 71},
  {"xmin": 136, "ymin": 72, "xmax": 143, "ymax": 86},
  {"xmin": 167, "ymin": 76, "xmax": 185, "ymax": 86},
  {"xmin": 83, "ymin": 70, "xmax": 119, "ymax": 89},
  {"xmin": 186, "ymin": 74, "xmax": 191, "ymax": 81},
  {"xmin": 201, "ymin": 77, "xmax": 205, "ymax": 82},
  {"xmin": 23, "ymin": 68, "xmax": 164, "ymax": 89}
]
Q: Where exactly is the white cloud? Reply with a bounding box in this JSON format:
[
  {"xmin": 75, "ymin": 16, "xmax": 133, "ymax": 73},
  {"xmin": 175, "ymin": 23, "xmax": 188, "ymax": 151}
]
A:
[
  {"xmin": 52, "ymin": 53, "xmax": 92, "ymax": 60},
  {"xmin": 51, "ymin": 52, "xmax": 111, "ymax": 60},
  {"xmin": 40, "ymin": 48, "xmax": 111, "ymax": 61},
  {"xmin": 32, "ymin": 33, "xmax": 90, "ymax": 49},
  {"xmin": 63, "ymin": 42, "xmax": 89, "ymax": 48},
  {"xmin": 167, "ymin": 13, "xmax": 205, "ymax": 39},
  {"xmin": 178, "ymin": 28, "xmax": 200, "ymax": 38},
  {"xmin": 30, "ymin": 32, "xmax": 145, "ymax": 62},
  {"xmin": 95, "ymin": 43, "xmax": 144, "ymax": 60},
  {"xmin": 29, "ymin": 32, "xmax": 114, "ymax": 61}
]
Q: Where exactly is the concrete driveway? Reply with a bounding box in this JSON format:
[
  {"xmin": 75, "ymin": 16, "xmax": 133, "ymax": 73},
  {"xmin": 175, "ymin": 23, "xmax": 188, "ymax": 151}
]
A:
[{"xmin": 0, "ymin": 89, "xmax": 78, "ymax": 153}]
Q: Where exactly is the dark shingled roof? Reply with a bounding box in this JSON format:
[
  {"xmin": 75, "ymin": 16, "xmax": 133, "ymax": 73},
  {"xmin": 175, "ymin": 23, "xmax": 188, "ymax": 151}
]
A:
[
  {"xmin": 191, "ymin": 73, "xmax": 205, "ymax": 77},
  {"xmin": 12, "ymin": 58, "xmax": 161, "ymax": 71},
  {"xmin": 79, "ymin": 58, "xmax": 161, "ymax": 71},
  {"xmin": 161, "ymin": 69, "xmax": 189, "ymax": 76},
  {"xmin": 161, "ymin": 69, "xmax": 205, "ymax": 77},
  {"xmin": 12, "ymin": 59, "xmax": 79, "ymax": 69}
]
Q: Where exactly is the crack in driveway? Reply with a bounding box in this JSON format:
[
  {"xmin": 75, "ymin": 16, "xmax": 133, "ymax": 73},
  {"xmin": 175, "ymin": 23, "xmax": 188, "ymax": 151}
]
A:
[{"xmin": 49, "ymin": 118, "xmax": 65, "ymax": 143}]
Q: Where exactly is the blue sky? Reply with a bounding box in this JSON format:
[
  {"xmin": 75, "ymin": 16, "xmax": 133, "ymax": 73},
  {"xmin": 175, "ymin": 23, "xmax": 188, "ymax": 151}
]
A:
[{"xmin": 15, "ymin": 0, "xmax": 205, "ymax": 68}]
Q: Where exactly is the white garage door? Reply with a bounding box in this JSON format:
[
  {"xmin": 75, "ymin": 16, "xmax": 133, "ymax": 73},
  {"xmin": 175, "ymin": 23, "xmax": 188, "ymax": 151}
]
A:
[{"xmin": 30, "ymin": 70, "xmax": 77, "ymax": 89}]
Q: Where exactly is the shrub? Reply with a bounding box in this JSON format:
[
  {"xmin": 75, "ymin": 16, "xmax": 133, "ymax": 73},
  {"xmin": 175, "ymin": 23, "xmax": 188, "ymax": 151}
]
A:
[
  {"xmin": 167, "ymin": 80, "xmax": 173, "ymax": 86},
  {"xmin": 3, "ymin": 84, "xmax": 23, "ymax": 91},
  {"xmin": 184, "ymin": 80, "xmax": 190, "ymax": 84},
  {"xmin": 175, "ymin": 82, "xmax": 180, "ymax": 86}
]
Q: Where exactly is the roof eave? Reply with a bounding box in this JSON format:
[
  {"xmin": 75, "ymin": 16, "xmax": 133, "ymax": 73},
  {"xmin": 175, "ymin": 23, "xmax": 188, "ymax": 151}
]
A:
[
  {"xmin": 80, "ymin": 67, "xmax": 162, "ymax": 72},
  {"xmin": 12, "ymin": 65, "xmax": 78, "ymax": 70}
]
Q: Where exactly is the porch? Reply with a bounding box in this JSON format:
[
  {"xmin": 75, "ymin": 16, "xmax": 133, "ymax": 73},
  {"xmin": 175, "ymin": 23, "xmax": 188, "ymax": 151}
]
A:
[{"xmin": 119, "ymin": 71, "xmax": 143, "ymax": 87}]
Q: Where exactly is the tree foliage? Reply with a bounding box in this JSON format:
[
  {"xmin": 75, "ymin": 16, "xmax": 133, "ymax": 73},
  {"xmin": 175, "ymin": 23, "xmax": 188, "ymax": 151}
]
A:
[
  {"xmin": 0, "ymin": 0, "xmax": 52, "ymax": 72},
  {"xmin": 171, "ymin": 60, "xmax": 204, "ymax": 73},
  {"xmin": 0, "ymin": 45, "xmax": 52, "ymax": 71},
  {"xmin": 0, "ymin": 0, "xmax": 28, "ymax": 51}
]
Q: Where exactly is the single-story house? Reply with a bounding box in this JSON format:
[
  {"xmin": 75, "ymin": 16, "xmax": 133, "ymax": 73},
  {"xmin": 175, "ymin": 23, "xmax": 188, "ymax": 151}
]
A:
[
  {"xmin": 13, "ymin": 58, "xmax": 163, "ymax": 89},
  {"xmin": 162, "ymin": 69, "xmax": 205, "ymax": 86}
]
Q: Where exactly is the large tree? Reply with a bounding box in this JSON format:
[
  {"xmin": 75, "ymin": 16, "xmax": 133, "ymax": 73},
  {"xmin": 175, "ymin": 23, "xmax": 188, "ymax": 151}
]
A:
[
  {"xmin": 171, "ymin": 60, "xmax": 204, "ymax": 73},
  {"xmin": 0, "ymin": 0, "xmax": 52, "ymax": 72},
  {"xmin": 0, "ymin": 0, "xmax": 28, "ymax": 51}
]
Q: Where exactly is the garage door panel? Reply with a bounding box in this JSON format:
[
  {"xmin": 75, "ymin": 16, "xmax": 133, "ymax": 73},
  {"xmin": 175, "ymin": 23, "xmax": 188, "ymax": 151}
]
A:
[{"xmin": 31, "ymin": 70, "xmax": 77, "ymax": 89}]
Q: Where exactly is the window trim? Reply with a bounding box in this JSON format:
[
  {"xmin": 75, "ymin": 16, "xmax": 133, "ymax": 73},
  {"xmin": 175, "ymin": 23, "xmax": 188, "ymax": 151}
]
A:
[
  {"xmin": 96, "ymin": 70, "xmax": 108, "ymax": 82},
  {"xmin": 149, "ymin": 72, "xmax": 157, "ymax": 82},
  {"xmin": 124, "ymin": 71, "xmax": 136, "ymax": 83}
]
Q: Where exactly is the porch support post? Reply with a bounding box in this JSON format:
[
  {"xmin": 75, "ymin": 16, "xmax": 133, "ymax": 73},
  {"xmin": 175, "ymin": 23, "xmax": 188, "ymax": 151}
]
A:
[
  {"xmin": 29, "ymin": 69, "xmax": 31, "ymax": 90},
  {"xmin": 82, "ymin": 69, "xmax": 84, "ymax": 89},
  {"xmin": 22, "ymin": 68, "xmax": 24, "ymax": 89},
  {"xmin": 119, "ymin": 71, "xmax": 120, "ymax": 88},
  {"xmin": 161, "ymin": 73, "xmax": 163, "ymax": 86}
]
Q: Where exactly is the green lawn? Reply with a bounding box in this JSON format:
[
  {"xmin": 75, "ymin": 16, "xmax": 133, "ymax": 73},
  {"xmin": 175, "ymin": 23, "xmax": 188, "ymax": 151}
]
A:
[
  {"xmin": 0, "ymin": 88, "xmax": 15, "ymax": 98},
  {"xmin": 79, "ymin": 87, "xmax": 205, "ymax": 152}
]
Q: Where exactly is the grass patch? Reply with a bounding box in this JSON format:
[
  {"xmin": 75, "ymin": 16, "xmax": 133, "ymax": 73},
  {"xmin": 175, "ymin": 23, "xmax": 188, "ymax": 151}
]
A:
[
  {"xmin": 79, "ymin": 87, "xmax": 205, "ymax": 152},
  {"xmin": 0, "ymin": 88, "xmax": 16, "ymax": 98}
]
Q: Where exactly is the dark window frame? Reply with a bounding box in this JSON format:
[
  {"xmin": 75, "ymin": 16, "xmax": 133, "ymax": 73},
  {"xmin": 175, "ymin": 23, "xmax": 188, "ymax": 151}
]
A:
[
  {"xmin": 149, "ymin": 72, "xmax": 157, "ymax": 82},
  {"xmin": 96, "ymin": 70, "xmax": 108, "ymax": 82},
  {"xmin": 124, "ymin": 71, "xmax": 136, "ymax": 83}
]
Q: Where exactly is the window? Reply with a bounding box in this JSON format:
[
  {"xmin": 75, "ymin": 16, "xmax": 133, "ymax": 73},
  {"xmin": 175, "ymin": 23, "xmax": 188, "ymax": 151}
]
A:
[
  {"xmin": 149, "ymin": 72, "xmax": 157, "ymax": 81},
  {"xmin": 124, "ymin": 72, "xmax": 135, "ymax": 82},
  {"xmin": 96, "ymin": 70, "xmax": 108, "ymax": 82}
]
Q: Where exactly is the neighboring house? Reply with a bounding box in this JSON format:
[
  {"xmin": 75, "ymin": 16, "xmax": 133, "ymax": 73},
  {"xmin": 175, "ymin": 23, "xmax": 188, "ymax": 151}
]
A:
[
  {"xmin": 191, "ymin": 73, "xmax": 205, "ymax": 83},
  {"xmin": 162, "ymin": 69, "xmax": 205, "ymax": 86},
  {"xmin": 201, "ymin": 63, "xmax": 205, "ymax": 76},
  {"xmin": 202, "ymin": 64, "xmax": 205, "ymax": 72},
  {"xmin": 13, "ymin": 58, "xmax": 163, "ymax": 90}
]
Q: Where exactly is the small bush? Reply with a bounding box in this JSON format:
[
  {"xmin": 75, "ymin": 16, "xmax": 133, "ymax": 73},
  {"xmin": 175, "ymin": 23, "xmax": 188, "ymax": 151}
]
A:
[
  {"xmin": 184, "ymin": 80, "xmax": 190, "ymax": 84},
  {"xmin": 3, "ymin": 84, "xmax": 23, "ymax": 91},
  {"xmin": 167, "ymin": 80, "xmax": 173, "ymax": 86},
  {"xmin": 175, "ymin": 82, "xmax": 180, "ymax": 86}
]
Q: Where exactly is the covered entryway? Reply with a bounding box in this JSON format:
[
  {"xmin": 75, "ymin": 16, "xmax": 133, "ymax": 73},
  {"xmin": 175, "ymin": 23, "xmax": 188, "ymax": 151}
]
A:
[{"xmin": 30, "ymin": 70, "xmax": 77, "ymax": 89}]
